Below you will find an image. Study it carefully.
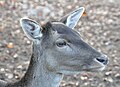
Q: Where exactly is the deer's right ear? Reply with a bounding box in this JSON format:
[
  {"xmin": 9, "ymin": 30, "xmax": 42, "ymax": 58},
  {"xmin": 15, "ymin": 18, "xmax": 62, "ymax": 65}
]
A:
[{"xmin": 20, "ymin": 18, "xmax": 42, "ymax": 40}]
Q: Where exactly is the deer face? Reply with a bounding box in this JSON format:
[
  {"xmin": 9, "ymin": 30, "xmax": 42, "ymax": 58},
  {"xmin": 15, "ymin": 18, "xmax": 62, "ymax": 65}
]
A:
[{"xmin": 20, "ymin": 7, "xmax": 108, "ymax": 75}]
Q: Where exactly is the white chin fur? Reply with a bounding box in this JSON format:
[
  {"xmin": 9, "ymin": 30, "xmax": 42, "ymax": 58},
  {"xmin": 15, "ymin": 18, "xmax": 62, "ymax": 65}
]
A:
[{"xmin": 97, "ymin": 66, "xmax": 106, "ymax": 71}]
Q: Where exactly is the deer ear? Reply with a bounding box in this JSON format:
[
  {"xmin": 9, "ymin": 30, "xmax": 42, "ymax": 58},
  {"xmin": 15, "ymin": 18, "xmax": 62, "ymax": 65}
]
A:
[
  {"xmin": 20, "ymin": 18, "xmax": 42, "ymax": 40},
  {"xmin": 60, "ymin": 7, "xmax": 85, "ymax": 29}
]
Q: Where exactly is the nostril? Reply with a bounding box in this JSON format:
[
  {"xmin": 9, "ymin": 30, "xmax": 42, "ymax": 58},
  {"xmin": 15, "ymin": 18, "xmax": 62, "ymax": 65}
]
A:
[
  {"xmin": 96, "ymin": 55, "xmax": 108, "ymax": 65},
  {"xmin": 96, "ymin": 58, "xmax": 107, "ymax": 65}
]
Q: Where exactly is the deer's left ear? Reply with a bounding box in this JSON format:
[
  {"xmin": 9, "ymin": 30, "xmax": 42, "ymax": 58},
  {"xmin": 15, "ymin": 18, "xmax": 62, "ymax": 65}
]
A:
[
  {"xmin": 60, "ymin": 7, "xmax": 85, "ymax": 29},
  {"xmin": 20, "ymin": 18, "xmax": 43, "ymax": 41}
]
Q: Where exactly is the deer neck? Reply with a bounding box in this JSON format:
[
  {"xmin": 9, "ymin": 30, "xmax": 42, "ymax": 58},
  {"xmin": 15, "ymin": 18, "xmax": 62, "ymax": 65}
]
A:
[{"xmin": 19, "ymin": 43, "xmax": 63, "ymax": 87}]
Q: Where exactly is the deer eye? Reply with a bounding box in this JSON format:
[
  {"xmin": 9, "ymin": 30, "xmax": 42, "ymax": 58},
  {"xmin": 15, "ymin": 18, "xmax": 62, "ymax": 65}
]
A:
[{"xmin": 56, "ymin": 39, "xmax": 67, "ymax": 47}]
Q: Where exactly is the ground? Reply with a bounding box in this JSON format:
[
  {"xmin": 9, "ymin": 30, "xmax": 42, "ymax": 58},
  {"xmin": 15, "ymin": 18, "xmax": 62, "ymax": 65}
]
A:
[{"xmin": 0, "ymin": 0, "xmax": 120, "ymax": 87}]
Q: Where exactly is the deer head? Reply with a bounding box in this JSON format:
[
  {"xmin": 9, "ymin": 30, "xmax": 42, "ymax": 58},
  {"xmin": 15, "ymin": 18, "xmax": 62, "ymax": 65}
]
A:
[{"xmin": 20, "ymin": 7, "xmax": 108, "ymax": 75}]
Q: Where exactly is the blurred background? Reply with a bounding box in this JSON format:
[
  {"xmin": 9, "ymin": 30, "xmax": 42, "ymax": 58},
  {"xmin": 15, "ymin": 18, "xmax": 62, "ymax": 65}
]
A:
[{"xmin": 0, "ymin": 0, "xmax": 120, "ymax": 87}]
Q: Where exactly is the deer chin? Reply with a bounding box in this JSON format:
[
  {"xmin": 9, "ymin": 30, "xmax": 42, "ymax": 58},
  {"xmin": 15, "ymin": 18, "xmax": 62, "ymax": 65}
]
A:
[{"xmin": 58, "ymin": 66, "xmax": 105, "ymax": 75}]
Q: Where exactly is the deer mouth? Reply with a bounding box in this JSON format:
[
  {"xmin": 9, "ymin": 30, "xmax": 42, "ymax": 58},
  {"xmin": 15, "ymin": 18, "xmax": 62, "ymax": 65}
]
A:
[
  {"xmin": 83, "ymin": 66, "xmax": 106, "ymax": 72},
  {"xmin": 82, "ymin": 55, "xmax": 108, "ymax": 72}
]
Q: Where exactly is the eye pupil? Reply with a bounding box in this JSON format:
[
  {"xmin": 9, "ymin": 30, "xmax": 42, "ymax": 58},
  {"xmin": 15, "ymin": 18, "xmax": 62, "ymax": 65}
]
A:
[{"xmin": 56, "ymin": 41, "xmax": 67, "ymax": 47}]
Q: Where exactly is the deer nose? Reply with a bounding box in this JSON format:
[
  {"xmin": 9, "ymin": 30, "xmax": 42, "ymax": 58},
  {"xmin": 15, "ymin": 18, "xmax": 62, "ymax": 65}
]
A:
[{"xmin": 96, "ymin": 55, "xmax": 108, "ymax": 65}]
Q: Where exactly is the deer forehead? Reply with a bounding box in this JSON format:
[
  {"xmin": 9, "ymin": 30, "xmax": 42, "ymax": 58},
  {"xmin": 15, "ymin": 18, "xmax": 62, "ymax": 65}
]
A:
[{"xmin": 51, "ymin": 22, "xmax": 81, "ymax": 39}]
